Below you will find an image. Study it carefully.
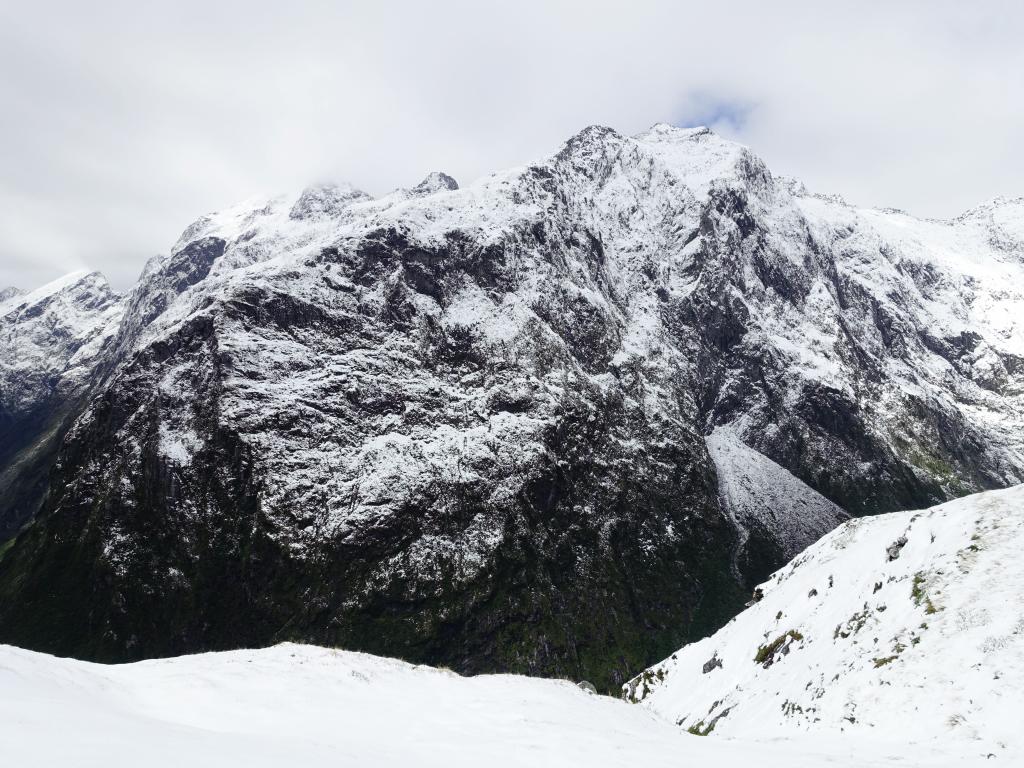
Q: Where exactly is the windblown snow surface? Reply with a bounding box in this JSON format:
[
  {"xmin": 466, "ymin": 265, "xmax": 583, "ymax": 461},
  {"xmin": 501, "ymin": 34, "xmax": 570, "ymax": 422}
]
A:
[
  {"xmin": 626, "ymin": 484, "xmax": 1024, "ymax": 764},
  {"xmin": 0, "ymin": 643, "xmax": 967, "ymax": 767}
]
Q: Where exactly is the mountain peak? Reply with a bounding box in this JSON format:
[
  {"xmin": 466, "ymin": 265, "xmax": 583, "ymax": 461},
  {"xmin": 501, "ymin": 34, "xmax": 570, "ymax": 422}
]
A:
[
  {"xmin": 575, "ymin": 123, "xmax": 621, "ymax": 139},
  {"xmin": 639, "ymin": 122, "xmax": 714, "ymax": 141},
  {"xmin": 953, "ymin": 195, "xmax": 1024, "ymax": 255},
  {"xmin": 556, "ymin": 124, "xmax": 624, "ymax": 155},
  {"xmin": 410, "ymin": 171, "xmax": 459, "ymax": 196},
  {"xmin": 0, "ymin": 286, "xmax": 24, "ymax": 307},
  {"xmin": 956, "ymin": 194, "xmax": 1024, "ymax": 221},
  {"xmin": 289, "ymin": 182, "xmax": 372, "ymax": 221},
  {"xmin": 1, "ymin": 270, "xmax": 114, "ymax": 316}
]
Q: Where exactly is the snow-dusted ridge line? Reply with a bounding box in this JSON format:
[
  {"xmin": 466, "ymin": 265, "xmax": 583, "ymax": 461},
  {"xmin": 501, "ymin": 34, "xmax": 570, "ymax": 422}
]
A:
[
  {"xmin": 0, "ymin": 269, "xmax": 123, "ymax": 410},
  {"xmin": 0, "ymin": 268, "xmax": 98, "ymax": 313},
  {"xmin": 626, "ymin": 484, "xmax": 1024, "ymax": 760}
]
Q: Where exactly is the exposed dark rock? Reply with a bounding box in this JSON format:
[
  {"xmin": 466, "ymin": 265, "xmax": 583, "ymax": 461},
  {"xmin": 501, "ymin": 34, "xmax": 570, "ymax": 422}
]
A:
[
  {"xmin": 886, "ymin": 536, "xmax": 908, "ymax": 561},
  {"xmin": 702, "ymin": 654, "xmax": 723, "ymax": 674}
]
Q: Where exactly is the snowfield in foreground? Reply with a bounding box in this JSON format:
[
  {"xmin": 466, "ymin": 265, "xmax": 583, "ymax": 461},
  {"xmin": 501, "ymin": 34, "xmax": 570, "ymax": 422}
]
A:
[
  {"xmin": 0, "ymin": 642, "xmax": 989, "ymax": 767},
  {"xmin": 628, "ymin": 484, "xmax": 1024, "ymax": 763},
  {"xmin": 4, "ymin": 486, "xmax": 1021, "ymax": 766}
]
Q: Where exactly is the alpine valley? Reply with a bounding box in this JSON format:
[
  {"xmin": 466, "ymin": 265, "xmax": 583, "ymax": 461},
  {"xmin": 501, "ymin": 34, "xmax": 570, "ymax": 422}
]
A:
[{"xmin": 1, "ymin": 124, "xmax": 1022, "ymax": 693}]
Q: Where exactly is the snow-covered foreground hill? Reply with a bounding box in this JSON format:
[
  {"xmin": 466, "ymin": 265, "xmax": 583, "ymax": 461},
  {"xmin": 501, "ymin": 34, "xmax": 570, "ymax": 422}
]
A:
[
  {"xmin": 627, "ymin": 484, "xmax": 1024, "ymax": 762},
  {"xmin": 0, "ymin": 642, "xmax": 976, "ymax": 767}
]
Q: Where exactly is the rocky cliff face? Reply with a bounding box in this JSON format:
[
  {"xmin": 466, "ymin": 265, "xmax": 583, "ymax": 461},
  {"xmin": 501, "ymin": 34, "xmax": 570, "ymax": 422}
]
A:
[{"xmin": 0, "ymin": 125, "xmax": 1021, "ymax": 689}]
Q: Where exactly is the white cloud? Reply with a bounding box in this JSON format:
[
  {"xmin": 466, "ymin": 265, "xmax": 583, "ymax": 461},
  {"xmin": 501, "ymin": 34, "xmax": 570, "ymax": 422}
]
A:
[{"xmin": 2, "ymin": 0, "xmax": 1022, "ymax": 290}]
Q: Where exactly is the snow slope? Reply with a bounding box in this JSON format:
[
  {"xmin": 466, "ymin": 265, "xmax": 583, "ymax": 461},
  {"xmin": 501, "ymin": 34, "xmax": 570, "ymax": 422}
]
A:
[
  {"xmin": 626, "ymin": 484, "xmax": 1024, "ymax": 762},
  {"xmin": 0, "ymin": 642, "xmax": 974, "ymax": 767},
  {"xmin": 707, "ymin": 427, "xmax": 848, "ymax": 581}
]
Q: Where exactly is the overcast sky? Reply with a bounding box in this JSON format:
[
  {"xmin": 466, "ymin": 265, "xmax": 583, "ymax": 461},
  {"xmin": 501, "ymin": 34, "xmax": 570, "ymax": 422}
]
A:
[{"xmin": 2, "ymin": 1, "xmax": 1022, "ymax": 291}]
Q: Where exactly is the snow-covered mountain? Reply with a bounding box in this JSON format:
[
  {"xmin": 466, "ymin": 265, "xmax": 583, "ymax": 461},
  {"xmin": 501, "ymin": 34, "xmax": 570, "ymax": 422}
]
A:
[
  {"xmin": 0, "ymin": 271, "xmax": 123, "ymax": 539},
  {"xmin": 0, "ymin": 286, "xmax": 24, "ymax": 304},
  {"xmin": 0, "ymin": 124, "xmax": 1022, "ymax": 689},
  {"xmin": 0, "ymin": 641, "xmax": 982, "ymax": 768},
  {"xmin": 625, "ymin": 484, "xmax": 1024, "ymax": 761}
]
